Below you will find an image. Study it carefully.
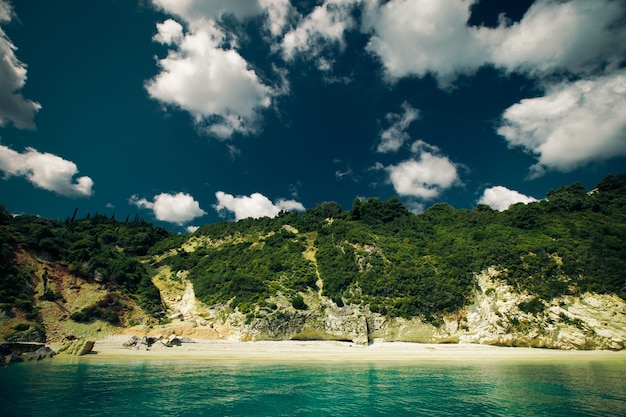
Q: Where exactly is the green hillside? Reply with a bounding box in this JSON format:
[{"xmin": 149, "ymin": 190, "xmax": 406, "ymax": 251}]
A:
[{"xmin": 1, "ymin": 173, "xmax": 625, "ymax": 336}]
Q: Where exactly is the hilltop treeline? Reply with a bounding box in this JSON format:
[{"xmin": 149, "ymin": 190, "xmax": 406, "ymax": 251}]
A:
[
  {"xmin": 1, "ymin": 173, "xmax": 625, "ymax": 325},
  {"xmin": 158, "ymin": 173, "xmax": 626, "ymax": 322}
]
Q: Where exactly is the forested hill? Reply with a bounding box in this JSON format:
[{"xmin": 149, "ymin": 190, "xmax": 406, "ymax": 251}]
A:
[{"xmin": 1, "ymin": 173, "xmax": 625, "ymax": 344}]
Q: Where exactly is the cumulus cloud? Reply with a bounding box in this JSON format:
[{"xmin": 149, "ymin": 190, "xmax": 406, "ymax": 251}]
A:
[
  {"xmin": 377, "ymin": 101, "xmax": 420, "ymax": 153},
  {"xmin": 486, "ymin": 0, "xmax": 626, "ymax": 77},
  {"xmin": 478, "ymin": 186, "xmax": 537, "ymax": 211},
  {"xmin": 382, "ymin": 140, "xmax": 460, "ymax": 199},
  {"xmin": 147, "ymin": 0, "xmax": 294, "ymax": 139},
  {"xmin": 214, "ymin": 191, "xmax": 305, "ymax": 221},
  {"xmin": 0, "ymin": 1, "xmax": 41, "ymax": 129},
  {"xmin": 146, "ymin": 22, "xmax": 273, "ymax": 139},
  {"xmin": 364, "ymin": 0, "xmax": 487, "ymax": 83},
  {"xmin": 281, "ymin": 0, "xmax": 359, "ymax": 69},
  {"xmin": 498, "ymin": 71, "xmax": 626, "ymax": 178},
  {"xmin": 129, "ymin": 192, "xmax": 206, "ymax": 225},
  {"xmin": 363, "ymin": 0, "xmax": 626, "ymax": 84},
  {"xmin": 0, "ymin": 145, "xmax": 94, "ymax": 197}
]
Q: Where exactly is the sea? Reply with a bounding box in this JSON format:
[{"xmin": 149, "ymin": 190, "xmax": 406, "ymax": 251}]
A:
[{"xmin": 1, "ymin": 356, "xmax": 625, "ymax": 416}]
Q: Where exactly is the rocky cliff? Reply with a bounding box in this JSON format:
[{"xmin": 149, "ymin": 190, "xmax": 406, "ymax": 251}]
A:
[
  {"xmin": 154, "ymin": 267, "xmax": 626, "ymax": 350},
  {"xmin": 2, "ymin": 176, "xmax": 625, "ymax": 351}
]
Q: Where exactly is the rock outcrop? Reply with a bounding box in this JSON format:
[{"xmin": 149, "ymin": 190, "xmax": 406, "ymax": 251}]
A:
[
  {"xmin": 57, "ymin": 337, "xmax": 95, "ymax": 356},
  {"xmin": 22, "ymin": 346, "xmax": 56, "ymax": 361},
  {"xmin": 1, "ymin": 342, "xmax": 57, "ymax": 363},
  {"xmin": 244, "ymin": 301, "xmax": 369, "ymax": 345},
  {"xmin": 160, "ymin": 267, "xmax": 626, "ymax": 350},
  {"xmin": 458, "ymin": 268, "xmax": 626, "ymax": 350}
]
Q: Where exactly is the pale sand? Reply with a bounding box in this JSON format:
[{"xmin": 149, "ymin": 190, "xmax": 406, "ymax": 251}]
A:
[{"xmin": 78, "ymin": 336, "xmax": 626, "ymax": 363}]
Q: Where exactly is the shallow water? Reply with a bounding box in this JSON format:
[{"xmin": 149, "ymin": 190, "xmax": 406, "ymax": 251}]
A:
[{"xmin": 1, "ymin": 357, "xmax": 625, "ymax": 416}]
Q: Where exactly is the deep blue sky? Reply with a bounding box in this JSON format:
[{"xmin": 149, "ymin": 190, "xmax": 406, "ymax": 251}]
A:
[{"xmin": 1, "ymin": 0, "xmax": 625, "ymax": 232}]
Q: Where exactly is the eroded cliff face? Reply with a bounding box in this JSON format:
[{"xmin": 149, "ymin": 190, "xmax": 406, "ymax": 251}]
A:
[
  {"xmin": 459, "ymin": 268, "xmax": 626, "ymax": 350},
  {"xmin": 155, "ymin": 267, "xmax": 626, "ymax": 350}
]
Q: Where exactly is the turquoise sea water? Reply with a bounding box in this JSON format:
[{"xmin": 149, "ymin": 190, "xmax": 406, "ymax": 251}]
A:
[{"xmin": 1, "ymin": 357, "xmax": 625, "ymax": 416}]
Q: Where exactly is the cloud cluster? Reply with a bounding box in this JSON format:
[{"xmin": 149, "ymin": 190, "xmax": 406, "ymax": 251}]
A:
[
  {"xmin": 147, "ymin": 0, "xmax": 296, "ymax": 139},
  {"xmin": 129, "ymin": 192, "xmax": 206, "ymax": 225},
  {"xmin": 214, "ymin": 191, "xmax": 304, "ymax": 221},
  {"xmin": 362, "ymin": 0, "xmax": 626, "ymax": 177},
  {"xmin": 364, "ymin": 0, "xmax": 626, "ymax": 83},
  {"xmin": 0, "ymin": 145, "xmax": 94, "ymax": 197},
  {"xmin": 498, "ymin": 71, "xmax": 626, "ymax": 178},
  {"xmin": 146, "ymin": 18, "xmax": 273, "ymax": 139},
  {"xmin": 478, "ymin": 186, "xmax": 537, "ymax": 212},
  {"xmin": 0, "ymin": 0, "xmax": 41, "ymax": 129},
  {"xmin": 377, "ymin": 101, "xmax": 419, "ymax": 153}
]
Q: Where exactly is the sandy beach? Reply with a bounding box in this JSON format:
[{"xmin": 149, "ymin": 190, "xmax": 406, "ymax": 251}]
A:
[{"xmin": 79, "ymin": 336, "xmax": 626, "ymax": 363}]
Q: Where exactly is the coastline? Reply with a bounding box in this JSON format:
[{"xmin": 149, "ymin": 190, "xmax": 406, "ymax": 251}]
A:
[{"xmin": 68, "ymin": 336, "xmax": 626, "ymax": 363}]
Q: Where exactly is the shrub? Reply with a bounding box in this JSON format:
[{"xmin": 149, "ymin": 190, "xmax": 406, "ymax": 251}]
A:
[
  {"xmin": 291, "ymin": 294, "xmax": 308, "ymax": 310},
  {"xmin": 518, "ymin": 298, "xmax": 544, "ymax": 314},
  {"xmin": 12, "ymin": 323, "xmax": 30, "ymax": 332}
]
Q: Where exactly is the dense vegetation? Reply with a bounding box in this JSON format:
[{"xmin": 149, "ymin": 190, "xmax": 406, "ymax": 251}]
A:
[
  {"xmin": 1, "ymin": 173, "xmax": 625, "ymax": 326},
  {"xmin": 1, "ymin": 211, "xmax": 171, "ymax": 320},
  {"xmin": 156, "ymin": 174, "xmax": 626, "ymax": 323}
]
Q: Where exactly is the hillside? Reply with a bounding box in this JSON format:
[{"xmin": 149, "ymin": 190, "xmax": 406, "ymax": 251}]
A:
[{"xmin": 1, "ymin": 173, "xmax": 626, "ymax": 349}]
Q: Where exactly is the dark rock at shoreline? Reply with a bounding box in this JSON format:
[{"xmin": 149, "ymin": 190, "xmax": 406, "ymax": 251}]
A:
[
  {"xmin": 22, "ymin": 346, "xmax": 56, "ymax": 361},
  {"xmin": 1, "ymin": 342, "xmax": 56, "ymax": 364}
]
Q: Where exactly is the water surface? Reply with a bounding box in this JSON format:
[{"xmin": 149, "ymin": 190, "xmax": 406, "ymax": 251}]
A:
[{"xmin": 1, "ymin": 357, "xmax": 624, "ymax": 416}]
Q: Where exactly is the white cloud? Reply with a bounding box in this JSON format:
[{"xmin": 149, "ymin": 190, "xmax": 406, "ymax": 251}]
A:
[
  {"xmin": 0, "ymin": 1, "xmax": 41, "ymax": 129},
  {"xmin": 403, "ymin": 200, "xmax": 425, "ymax": 215},
  {"xmin": 153, "ymin": 19, "xmax": 184, "ymax": 45},
  {"xmin": 151, "ymin": 0, "xmax": 293, "ymax": 36},
  {"xmin": 146, "ymin": 23, "xmax": 273, "ymax": 139},
  {"xmin": 364, "ymin": 0, "xmax": 487, "ymax": 83},
  {"xmin": 260, "ymin": 0, "xmax": 294, "ymax": 37},
  {"xmin": 276, "ymin": 198, "xmax": 306, "ymax": 212},
  {"xmin": 478, "ymin": 186, "xmax": 537, "ymax": 211},
  {"xmin": 214, "ymin": 191, "xmax": 304, "ymax": 221},
  {"xmin": 186, "ymin": 225, "xmax": 199, "ymax": 234},
  {"xmin": 0, "ymin": 1, "xmax": 11, "ymax": 21},
  {"xmin": 498, "ymin": 71, "xmax": 626, "ymax": 178},
  {"xmin": 0, "ymin": 145, "xmax": 93, "ymax": 197},
  {"xmin": 383, "ymin": 141, "xmax": 460, "ymax": 199},
  {"xmin": 363, "ymin": 0, "xmax": 626, "ymax": 84},
  {"xmin": 152, "ymin": 0, "xmax": 262, "ymax": 25},
  {"xmin": 129, "ymin": 192, "xmax": 206, "ymax": 225},
  {"xmin": 281, "ymin": 0, "xmax": 359, "ymax": 69},
  {"xmin": 335, "ymin": 168, "xmax": 354, "ymax": 181},
  {"xmin": 486, "ymin": 0, "xmax": 626, "ymax": 77},
  {"xmin": 377, "ymin": 101, "xmax": 420, "ymax": 153},
  {"xmin": 147, "ymin": 0, "xmax": 295, "ymax": 139}
]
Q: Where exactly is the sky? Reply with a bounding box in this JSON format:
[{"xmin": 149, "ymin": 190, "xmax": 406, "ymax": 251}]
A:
[{"xmin": 0, "ymin": 0, "xmax": 625, "ymax": 233}]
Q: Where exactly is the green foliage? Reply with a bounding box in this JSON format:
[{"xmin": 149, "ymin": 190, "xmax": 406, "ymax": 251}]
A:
[
  {"xmin": 12, "ymin": 323, "xmax": 30, "ymax": 332},
  {"xmin": 161, "ymin": 225, "xmax": 318, "ymax": 312},
  {"xmin": 2, "ymin": 209, "xmax": 168, "ymax": 316},
  {"xmin": 291, "ymin": 294, "xmax": 308, "ymax": 310},
  {"xmin": 0, "ymin": 206, "xmax": 35, "ymax": 308},
  {"xmin": 2, "ymin": 172, "xmax": 626, "ymax": 325},
  {"xmin": 518, "ymin": 298, "xmax": 545, "ymax": 315}
]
